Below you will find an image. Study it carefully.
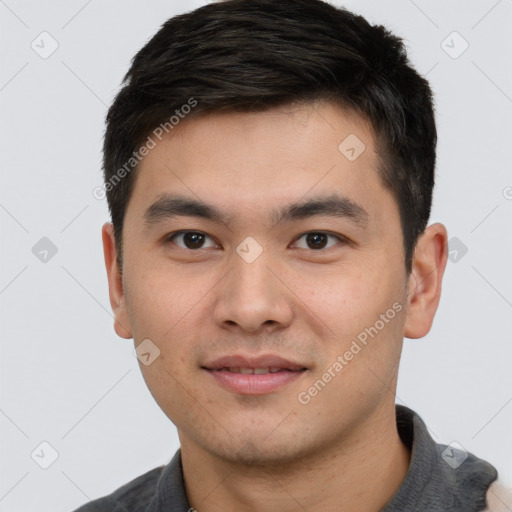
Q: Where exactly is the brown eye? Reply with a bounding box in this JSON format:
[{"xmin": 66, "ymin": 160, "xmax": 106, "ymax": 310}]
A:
[
  {"xmin": 305, "ymin": 233, "xmax": 328, "ymax": 249},
  {"xmin": 167, "ymin": 231, "xmax": 217, "ymax": 250},
  {"xmin": 293, "ymin": 232, "xmax": 345, "ymax": 250}
]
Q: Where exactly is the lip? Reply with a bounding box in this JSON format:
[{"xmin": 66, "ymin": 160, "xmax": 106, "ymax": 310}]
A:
[
  {"xmin": 202, "ymin": 354, "xmax": 308, "ymax": 395},
  {"xmin": 202, "ymin": 354, "xmax": 306, "ymax": 371}
]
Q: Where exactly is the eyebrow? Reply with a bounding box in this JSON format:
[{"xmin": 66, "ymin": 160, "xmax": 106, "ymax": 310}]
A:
[{"xmin": 143, "ymin": 193, "xmax": 369, "ymax": 230}]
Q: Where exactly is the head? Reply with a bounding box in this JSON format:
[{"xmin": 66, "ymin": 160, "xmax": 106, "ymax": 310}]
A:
[{"xmin": 102, "ymin": 0, "xmax": 448, "ymax": 466}]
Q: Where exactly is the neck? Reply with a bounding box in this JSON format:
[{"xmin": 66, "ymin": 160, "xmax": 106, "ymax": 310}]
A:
[{"xmin": 180, "ymin": 402, "xmax": 411, "ymax": 512}]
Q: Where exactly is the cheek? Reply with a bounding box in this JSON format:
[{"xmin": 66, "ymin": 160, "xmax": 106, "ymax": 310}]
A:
[
  {"xmin": 298, "ymin": 268, "xmax": 406, "ymax": 410},
  {"xmin": 297, "ymin": 262, "xmax": 402, "ymax": 337},
  {"xmin": 124, "ymin": 262, "xmax": 201, "ymax": 341},
  {"xmin": 304, "ymin": 267, "xmax": 407, "ymax": 403},
  {"xmin": 127, "ymin": 271, "xmax": 202, "ymax": 422},
  {"xmin": 125, "ymin": 263, "xmax": 215, "ymax": 384}
]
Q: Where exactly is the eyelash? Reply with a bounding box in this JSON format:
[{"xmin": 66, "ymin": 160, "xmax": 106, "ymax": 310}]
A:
[{"xmin": 164, "ymin": 230, "xmax": 350, "ymax": 251}]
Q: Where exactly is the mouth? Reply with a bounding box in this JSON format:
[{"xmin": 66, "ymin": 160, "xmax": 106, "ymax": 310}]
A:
[
  {"xmin": 208, "ymin": 367, "xmax": 306, "ymax": 374},
  {"xmin": 201, "ymin": 354, "xmax": 308, "ymax": 395}
]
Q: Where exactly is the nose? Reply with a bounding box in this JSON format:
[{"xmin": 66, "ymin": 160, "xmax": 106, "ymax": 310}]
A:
[{"xmin": 212, "ymin": 247, "xmax": 294, "ymax": 334}]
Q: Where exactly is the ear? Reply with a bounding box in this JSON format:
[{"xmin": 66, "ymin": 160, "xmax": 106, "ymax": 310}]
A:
[
  {"xmin": 102, "ymin": 222, "xmax": 133, "ymax": 339},
  {"xmin": 404, "ymin": 223, "xmax": 448, "ymax": 339}
]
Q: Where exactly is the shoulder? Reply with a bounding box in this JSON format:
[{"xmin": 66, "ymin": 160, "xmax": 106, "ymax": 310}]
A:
[
  {"xmin": 484, "ymin": 480, "xmax": 512, "ymax": 512},
  {"xmin": 70, "ymin": 465, "xmax": 165, "ymax": 511}
]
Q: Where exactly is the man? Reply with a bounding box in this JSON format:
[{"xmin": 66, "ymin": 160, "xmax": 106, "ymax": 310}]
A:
[{"xmin": 74, "ymin": 0, "xmax": 510, "ymax": 510}]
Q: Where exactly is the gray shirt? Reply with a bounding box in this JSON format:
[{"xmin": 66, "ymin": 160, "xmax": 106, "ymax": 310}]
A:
[{"xmin": 72, "ymin": 405, "xmax": 498, "ymax": 511}]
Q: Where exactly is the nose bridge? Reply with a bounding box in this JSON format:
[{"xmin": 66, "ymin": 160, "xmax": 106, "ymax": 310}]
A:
[
  {"xmin": 230, "ymin": 243, "xmax": 277, "ymax": 303},
  {"xmin": 214, "ymin": 243, "xmax": 292, "ymax": 332}
]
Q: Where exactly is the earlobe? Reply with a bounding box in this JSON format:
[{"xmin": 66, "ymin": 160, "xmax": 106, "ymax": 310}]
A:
[
  {"xmin": 101, "ymin": 222, "xmax": 133, "ymax": 339},
  {"xmin": 403, "ymin": 223, "xmax": 449, "ymax": 339}
]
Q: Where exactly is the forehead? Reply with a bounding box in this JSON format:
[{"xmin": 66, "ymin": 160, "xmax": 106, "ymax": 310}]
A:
[{"xmin": 126, "ymin": 101, "xmax": 397, "ymax": 229}]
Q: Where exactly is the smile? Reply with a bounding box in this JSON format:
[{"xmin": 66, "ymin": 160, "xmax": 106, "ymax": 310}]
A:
[
  {"xmin": 204, "ymin": 367, "xmax": 307, "ymax": 395},
  {"xmin": 214, "ymin": 367, "xmax": 303, "ymax": 374}
]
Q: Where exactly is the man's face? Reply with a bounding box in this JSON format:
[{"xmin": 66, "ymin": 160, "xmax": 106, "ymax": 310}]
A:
[{"xmin": 111, "ymin": 102, "xmax": 412, "ymax": 465}]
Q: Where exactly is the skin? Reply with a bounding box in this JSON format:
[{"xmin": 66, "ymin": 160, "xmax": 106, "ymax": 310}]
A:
[{"xmin": 103, "ymin": 101, "xmax": 448, "ymax": 512}]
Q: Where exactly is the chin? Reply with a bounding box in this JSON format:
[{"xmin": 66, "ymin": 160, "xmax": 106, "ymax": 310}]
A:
[
  {"xmin": 221, "ymin": 441, "xmax": 304, "ymax": 468},
  {"xmin": 200, "ymin": 428, "xmax": 319, "ymax": 469}
]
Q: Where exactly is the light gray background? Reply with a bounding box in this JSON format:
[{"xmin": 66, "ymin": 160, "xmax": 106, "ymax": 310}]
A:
[{"xmin": 1, "ymin": 1, "xmax": 511, "ymax": 511}]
